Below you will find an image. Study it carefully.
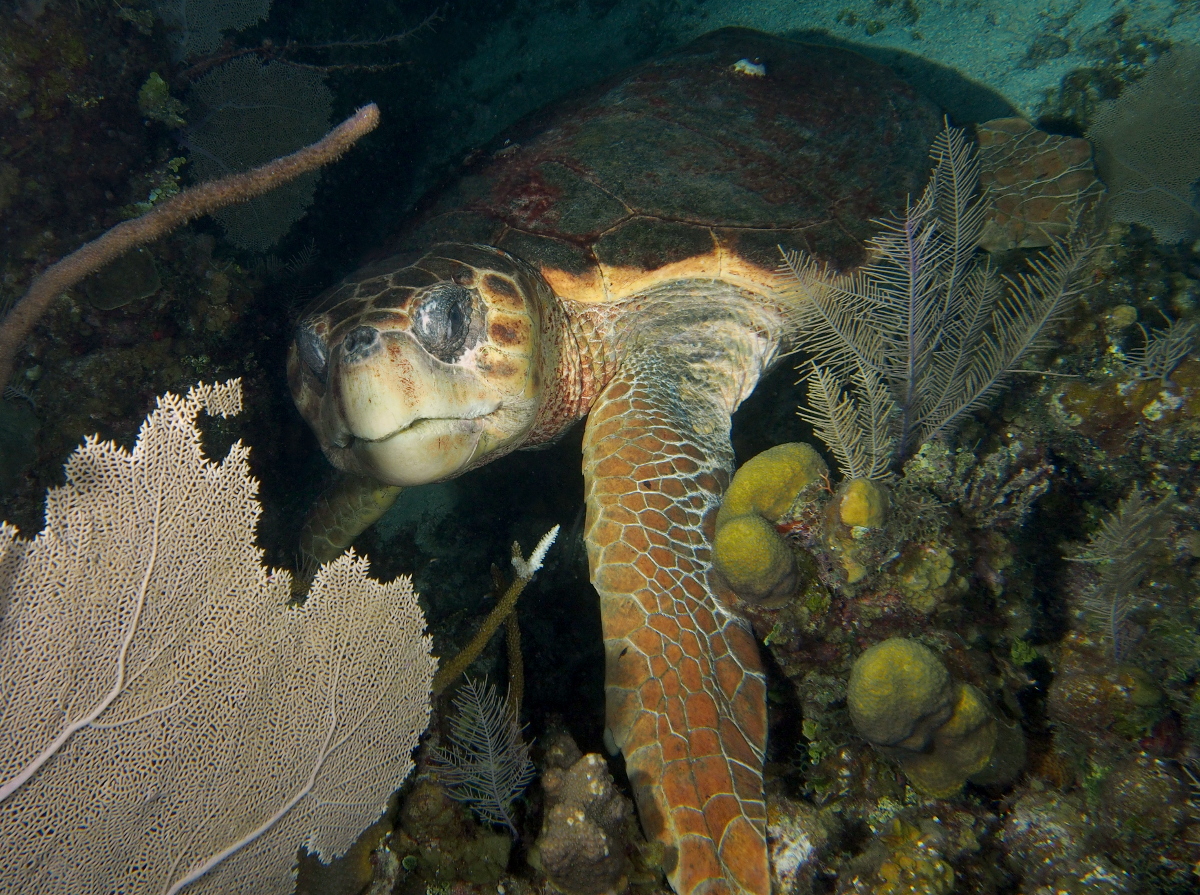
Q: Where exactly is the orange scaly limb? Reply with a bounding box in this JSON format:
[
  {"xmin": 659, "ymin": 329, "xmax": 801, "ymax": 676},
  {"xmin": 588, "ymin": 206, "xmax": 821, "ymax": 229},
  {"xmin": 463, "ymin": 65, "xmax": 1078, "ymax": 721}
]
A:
[{"xmin": 582, "ymin": 336, "xmax": 769, "ymax": 895}]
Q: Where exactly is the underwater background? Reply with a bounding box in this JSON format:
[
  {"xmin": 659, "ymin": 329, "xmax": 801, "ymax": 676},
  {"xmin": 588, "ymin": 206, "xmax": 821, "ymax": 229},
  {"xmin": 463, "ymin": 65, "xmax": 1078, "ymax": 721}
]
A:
[{"xmin": 1, "ymin": 0, "xmax": 1199, "ymax": 893}]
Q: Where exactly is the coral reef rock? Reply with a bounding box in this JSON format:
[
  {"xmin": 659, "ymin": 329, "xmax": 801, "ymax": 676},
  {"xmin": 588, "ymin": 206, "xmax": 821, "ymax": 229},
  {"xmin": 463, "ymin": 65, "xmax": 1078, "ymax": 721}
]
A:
[{"xmin": 531, "ymin": 731, "xmax": 636, "ymax": 895}]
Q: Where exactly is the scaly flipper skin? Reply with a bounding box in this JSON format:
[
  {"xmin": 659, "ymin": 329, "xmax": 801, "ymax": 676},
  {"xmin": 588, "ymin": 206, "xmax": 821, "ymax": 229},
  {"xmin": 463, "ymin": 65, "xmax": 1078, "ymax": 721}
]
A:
[
  {"xmin": 299, "ymin": 474, "xmax": 403, "ymax": 568},
  {"xmin": 582, "ymin": 310, "xmax": 772, "ymax": 895}
]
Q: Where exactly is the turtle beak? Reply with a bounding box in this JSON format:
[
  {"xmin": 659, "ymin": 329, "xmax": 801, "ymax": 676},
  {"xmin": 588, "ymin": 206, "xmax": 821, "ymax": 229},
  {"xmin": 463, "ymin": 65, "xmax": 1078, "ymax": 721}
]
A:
[{"xmin": 320, "ymin": 327, "xmax": 502, "ymax": 485}]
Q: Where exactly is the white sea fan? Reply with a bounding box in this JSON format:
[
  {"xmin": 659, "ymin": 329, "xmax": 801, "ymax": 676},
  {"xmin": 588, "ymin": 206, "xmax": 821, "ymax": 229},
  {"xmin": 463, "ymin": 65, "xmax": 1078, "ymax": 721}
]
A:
[{"xmin": 0, "ymin": 380, "xmax": 436, "ymax": 895}]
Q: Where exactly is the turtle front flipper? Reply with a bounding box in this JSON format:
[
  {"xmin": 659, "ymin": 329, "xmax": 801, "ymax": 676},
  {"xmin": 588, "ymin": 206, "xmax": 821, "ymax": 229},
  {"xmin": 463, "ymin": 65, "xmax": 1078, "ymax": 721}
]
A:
[
  {"xmin": 582, "ymin": 329, "xmax": 770, "ymax": 895},
  {"xmin": 299, "ymin": 473, "xmax": 403, "ymax": 569}
]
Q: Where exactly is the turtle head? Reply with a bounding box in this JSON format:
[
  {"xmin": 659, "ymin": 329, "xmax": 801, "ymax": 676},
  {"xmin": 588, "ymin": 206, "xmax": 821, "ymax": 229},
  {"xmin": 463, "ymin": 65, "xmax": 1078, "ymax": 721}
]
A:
[{"xmin": 289, "ymin": 244, "xmax": 556, "ymax": 486}]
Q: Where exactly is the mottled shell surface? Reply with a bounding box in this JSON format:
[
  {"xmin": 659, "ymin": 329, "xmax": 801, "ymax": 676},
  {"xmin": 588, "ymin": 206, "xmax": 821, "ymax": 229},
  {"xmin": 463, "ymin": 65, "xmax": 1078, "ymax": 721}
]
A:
[{"xmin": 387, "ymin": 27, "xmax": 943, "ymax": 303}]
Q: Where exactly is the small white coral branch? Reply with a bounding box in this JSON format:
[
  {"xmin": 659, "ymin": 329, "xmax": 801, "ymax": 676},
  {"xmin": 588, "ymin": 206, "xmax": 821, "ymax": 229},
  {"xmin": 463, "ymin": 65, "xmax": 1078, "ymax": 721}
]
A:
[{"xmin": 511, "ymin": 525, "xmax": 560, "ymax": 581}]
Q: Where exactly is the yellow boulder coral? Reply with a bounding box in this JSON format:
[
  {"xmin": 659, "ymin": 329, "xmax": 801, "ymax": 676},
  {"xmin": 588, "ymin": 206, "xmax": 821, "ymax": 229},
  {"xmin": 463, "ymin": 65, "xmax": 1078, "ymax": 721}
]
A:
[
  {"xmin": 847, "ymin": 638, "xmax": 955, "ymax": 749},
  {"xmin": 848, "ymin": 638, "xmax": 1025, "ymax": 797},
  {"xmin": 837, "ymin": 477, "xmax": 888, "ymax": 528},
  {"xmin": 717, "ymin": 442, "xmax": 828, "ymax": 526},
  {"xmin": 822, "ymin": 477, "xmax": 890, "ymax": 584},
  {"xmin": 713, "ymin": 514, "xmax": 798, "ymax": 603},
  {"xmin": 897, "ymin": 683, "xmax": 998, "ymax": 798},
  {"xmin": 713, "ymin": 443, "xmax": 827, "ymax": 605}
]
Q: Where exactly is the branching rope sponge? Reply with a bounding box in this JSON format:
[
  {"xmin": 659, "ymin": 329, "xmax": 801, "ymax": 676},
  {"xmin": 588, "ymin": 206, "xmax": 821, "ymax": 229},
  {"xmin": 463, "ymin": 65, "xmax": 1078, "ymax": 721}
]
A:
[{"xmin": 0, "ymin": 103, "xmax": 380, "ymax": 390}]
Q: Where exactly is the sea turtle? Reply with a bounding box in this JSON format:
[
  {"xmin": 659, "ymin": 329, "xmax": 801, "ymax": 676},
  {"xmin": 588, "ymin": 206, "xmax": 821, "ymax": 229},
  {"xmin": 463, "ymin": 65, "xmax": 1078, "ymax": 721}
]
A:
[{"xmin": 289, "ymin": 28, "xmax": 941, "ymax": 895}]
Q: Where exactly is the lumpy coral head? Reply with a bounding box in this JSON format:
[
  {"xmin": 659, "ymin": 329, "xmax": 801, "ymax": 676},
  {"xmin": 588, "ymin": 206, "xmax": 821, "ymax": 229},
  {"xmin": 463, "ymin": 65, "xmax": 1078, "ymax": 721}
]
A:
[
  {"xmin": 717, "ymin": 442, "xmax": 828, "ymax": 525},
  {"xmin": 894, "ymin": 682, "xmax": 998, "ymax": 797},
  {"xmin": 837, "ymin": 478, "xmax": 888, "ymax": 528},
  {"xmin": 713, "ymin": 514, "xmax": 798, "ymax": 603},
  {"xmin": 713, "ymin": 442, "xmax": 827, "ymax": 604},
  {"xmin": 847, "ymin": 638, "xmax": 955, "ymax": 749},
  {"xmin": 849, "ymin": 641, "xmax": 1026, "ymax": 797}
]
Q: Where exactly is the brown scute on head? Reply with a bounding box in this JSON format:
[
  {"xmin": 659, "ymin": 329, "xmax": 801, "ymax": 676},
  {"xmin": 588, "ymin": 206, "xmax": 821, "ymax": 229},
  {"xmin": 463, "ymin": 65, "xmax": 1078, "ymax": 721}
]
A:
[
  {"xmin": 483, "ymin": 272, "xmax": 520, "ymax": 301},
  {"xmin": 434, "ymin": 243, "xmax": 513, "ymax": 274},
  {"xmin": 476, "ymin": 356, "xmax": 519, "ymax": 379},
  {"xmin": 488, "ymin": 314, "xmax": 529, "ymax": 347},
  {"xmin": 323, "ymin": 296, "xmax": 374, "ymax": 330},
  {"xmin": 387, "ymin": 263, "xmax": 447, "ymax": 291},
  {"xmin": 302, "ymin": 280, "xmax": 360, "ymax": 317},
  {"xmin": 352, "ymin": 276, "xmax": 393, "ymax": 299},
  {"xmin": 360, "ymin": 309, "xmax": 413, "ymax": 332},
  {"xmin": 416, "ymin": 255, "xmax": 481, "ymax": 285},
  {"xmin": 479, "ymin": 275, "xmax": 528, "ymax": 313}
]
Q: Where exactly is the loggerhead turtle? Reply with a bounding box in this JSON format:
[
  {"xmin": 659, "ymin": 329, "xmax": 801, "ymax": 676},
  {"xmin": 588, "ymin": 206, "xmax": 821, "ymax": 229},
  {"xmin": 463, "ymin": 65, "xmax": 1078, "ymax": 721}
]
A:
[{"xmin": 289, "ymin": 28, "xmax": 940, "ymax": 895}]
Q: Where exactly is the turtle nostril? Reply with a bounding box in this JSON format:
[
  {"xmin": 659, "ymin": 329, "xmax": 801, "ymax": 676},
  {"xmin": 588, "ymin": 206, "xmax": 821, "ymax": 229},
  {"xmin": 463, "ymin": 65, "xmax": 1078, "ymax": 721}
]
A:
[{"xmin": 341, "ymin": 325, "xmax": 381, "ymax": 362}]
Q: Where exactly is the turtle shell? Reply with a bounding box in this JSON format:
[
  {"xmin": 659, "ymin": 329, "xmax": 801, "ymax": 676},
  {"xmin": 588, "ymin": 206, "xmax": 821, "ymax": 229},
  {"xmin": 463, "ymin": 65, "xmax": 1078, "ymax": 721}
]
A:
[{"xmin": 388, "ymin": 27, "xmax": 943, "ymax": 303}]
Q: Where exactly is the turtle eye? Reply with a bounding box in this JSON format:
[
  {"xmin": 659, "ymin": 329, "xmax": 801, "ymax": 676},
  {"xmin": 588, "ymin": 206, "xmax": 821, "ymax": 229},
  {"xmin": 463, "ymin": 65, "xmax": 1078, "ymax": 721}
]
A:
[
  {"xmin": 295, "ymin": 323, "xmax": 328, "ymax": 384},
  {"xmin": 412, "ymin": 283, "xmax": 473, "ymax": 362}
]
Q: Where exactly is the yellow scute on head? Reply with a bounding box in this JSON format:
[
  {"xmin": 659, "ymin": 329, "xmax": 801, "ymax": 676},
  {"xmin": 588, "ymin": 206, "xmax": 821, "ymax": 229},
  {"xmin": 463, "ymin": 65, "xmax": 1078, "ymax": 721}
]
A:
[{"xmin": 540, "ymin": 264, "xmax": 606, "ymax": 303}]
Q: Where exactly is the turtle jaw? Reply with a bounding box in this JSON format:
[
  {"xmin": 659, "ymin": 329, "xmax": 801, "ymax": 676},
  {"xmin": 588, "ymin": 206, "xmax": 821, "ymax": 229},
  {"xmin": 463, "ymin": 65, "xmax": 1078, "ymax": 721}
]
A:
[
  {"xmin": 343, "ymin": 415, "xmax": 493, "ymax": 486},
  {"xmin": 336, "ymin": 401, "xmax": 540, "ymax": 486}
]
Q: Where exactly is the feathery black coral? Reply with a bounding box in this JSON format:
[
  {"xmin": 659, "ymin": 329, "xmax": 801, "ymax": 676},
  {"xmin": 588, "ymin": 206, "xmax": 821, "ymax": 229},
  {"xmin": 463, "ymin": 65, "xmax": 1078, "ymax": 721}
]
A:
[
  {"xmin": 781, "ymin": 125, "xmax": 1093, "ymax": 473},
  {"xmin": 433, "ymin": 677, "xmax": 535, "ymax": 836},
  {"xmin": 1067, "ymin": 487, "xmax": 1172, "ymax": 661},
  {"xmin": 1118, "ymin": 316, "xmax": 1198, "ymax": 383}
]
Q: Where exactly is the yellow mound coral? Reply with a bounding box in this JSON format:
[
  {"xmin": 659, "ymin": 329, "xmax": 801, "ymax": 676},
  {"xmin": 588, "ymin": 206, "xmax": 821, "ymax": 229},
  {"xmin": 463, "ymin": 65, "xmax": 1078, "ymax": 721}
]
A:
[
  {"xmin": 824, "ymin": 477, "xmax": 891, "ymax": 584},
  {"xmin": 713, "ymin": 443, "xmax": 827, "ymax": 605},
  {"xmin": 848, "ymin": 638, "xmax": 955, "ymax": 749},
  {"xmin": 712, "ymin": 514, "xmax": 798, "ymax": 603},
  {"xmin": 718, "ymin": 442, "xmax": 828, "ymax": 525},
  {"xmin": 848, "ymin": 638, "xmax": 1025, "ymax": 797},
  {"xmin": 838, "ymin": 477, "xmax": 888, "ymax": 528}
]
